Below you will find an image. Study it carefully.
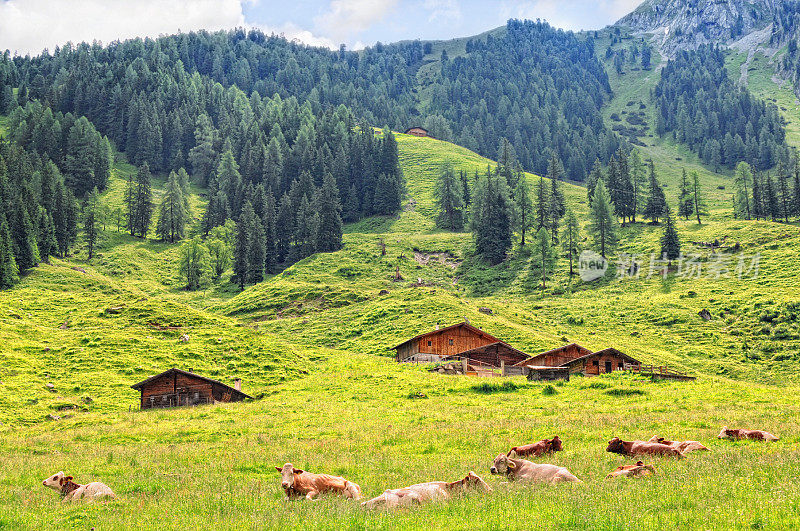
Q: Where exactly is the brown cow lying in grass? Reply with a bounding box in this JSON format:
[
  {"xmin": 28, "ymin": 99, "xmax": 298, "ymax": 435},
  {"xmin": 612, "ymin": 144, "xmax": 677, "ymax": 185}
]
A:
[
  {"xmin": 42, "ymin": 471, "xmax": 116, "ymax": 502},
  {"xmin": 606, "ymin": 437, "xmax": 684, "ymax": 458},
  {"xmin": 507, "ymin": 436, "xmax": 563, "ymax": 458},
  {"xmin": 606, "ymin": 461, "xmax": 656, "ymax": 479},
  {"xmin": 648, "ymin": 436, "xmax": 709, "ymax": 453},
  {"xmin": 276, "ymin": 463, "xmax": 362, "ymax": 500},
  {"xmin": 717, "ymin": 426, "xmax": 779, "ymax": 441},
  {"xmin": 490, "ymin": 454, "xmax": 581, "ymax": 484},
  {"xmin": 361, "ymin": 471, "xmax": 491, "ymax": 509}
]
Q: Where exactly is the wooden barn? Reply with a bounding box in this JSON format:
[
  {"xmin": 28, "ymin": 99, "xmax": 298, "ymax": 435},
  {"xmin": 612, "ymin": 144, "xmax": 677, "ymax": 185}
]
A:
[
  {"xmin": 404, "ymin": 126, "xmax": 431, "ymax": 138},
  {"xmin": 131, "ymin": 368, "xmax": 251, "ymax": 410},
  {"xmin": 456, "ymin": 341, "xmax": 530, "ymax": 368},
  {"xmin": 393, "ymin": 322, "xmax": 499, "ymax": 362},
  {"xmin": 515, "ymin": 343, "xmax": 592, "ymax": 368},
  {"xmin": 560, "ymin": 348, "xmax": 640, "ymax": 376}
]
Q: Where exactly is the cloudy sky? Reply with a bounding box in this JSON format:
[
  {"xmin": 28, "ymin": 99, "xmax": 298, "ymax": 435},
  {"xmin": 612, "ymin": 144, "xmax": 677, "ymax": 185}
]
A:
[{"xmin": 0, "ymin": 0, "xmax": 645, "ymax": 56}]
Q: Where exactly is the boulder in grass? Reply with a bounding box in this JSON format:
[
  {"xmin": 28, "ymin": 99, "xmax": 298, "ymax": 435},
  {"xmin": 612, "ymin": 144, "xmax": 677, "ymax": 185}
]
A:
[
  {"xmin": 698, "ymin": 309, "xmax": 712, "ymax": 321},
  {"xmin": 479, "ymin": 307, "xmax": 493, "ymax": 315}
]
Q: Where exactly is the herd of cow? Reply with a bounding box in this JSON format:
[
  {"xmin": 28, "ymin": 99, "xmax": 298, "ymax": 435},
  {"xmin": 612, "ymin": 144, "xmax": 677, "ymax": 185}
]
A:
[{"xmin": 42, "ymin": 426, "xmax": 778, "ymax": 506}]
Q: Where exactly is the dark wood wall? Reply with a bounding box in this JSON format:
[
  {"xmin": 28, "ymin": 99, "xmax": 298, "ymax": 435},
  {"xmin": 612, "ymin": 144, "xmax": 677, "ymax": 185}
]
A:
[
  {"xmin": 140, "ymin": 373, "xmax": 233, "ymax": 409},
  {"xmin": 527, "ymin": 344, "xmax": 589, "ymax": 367},
  {"xmin": 416, "ymin": 327, "xmax": 495, "ymax": 358},
  {"xmin": 568, "ymin": 353, "xmax": 627, "ymax": 375}
]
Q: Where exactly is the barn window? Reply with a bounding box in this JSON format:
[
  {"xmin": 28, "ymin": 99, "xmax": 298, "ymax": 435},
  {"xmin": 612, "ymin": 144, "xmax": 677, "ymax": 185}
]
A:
[
  {"xmin": 593, "ymin": 360, "xmax": 599, "ymax": 366},
  {"xmin": 427, "ymin": 341, "xmax": 432, "ymax": 346},
  {"xmin": 449, "ymin": 339, "xmax": 454, "ymax": 346}
]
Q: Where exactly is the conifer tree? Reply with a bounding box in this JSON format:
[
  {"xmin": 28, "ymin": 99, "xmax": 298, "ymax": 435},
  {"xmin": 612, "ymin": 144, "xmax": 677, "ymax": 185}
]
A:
[
  {"xmin": 643, "ymin": 161, "xmax": 666, "ymax": 223},
  {"xmin": 776, "ymin": 160, "xmax": 791, "ymax": 223},
  {"xmin": 0, "ymin": 216, "xmax": 18, "ymax": 289},
  {"xmin": 531, "ymin": 227, "xmax": 557, "ymax": 293},
  {"xmin": 232, "ymin": 206, "xmax": 252, "ymax": 290},
  {"xmin": 261, "ymin": 189, "xmax": 277, "ymax": 273},
  {"xmin": 734, "ymin": 162, "xmax": 752, "ymax": 220},
  {"xmin": 244, "ymin": 202, "xmax": 265, "ymax": 284},
  {"xmin": 292, "ymin": 196, "xmax": 318, "ymax": 262},
  {"xmin": 533, "ymin": 174, "xmax": 550, "ymax": 232},
  {"xmin": 156, "ymin": 171, "xmax": 187, "ymax": 242},
  {"xmin": 342, "ymin": 184, "xmax": 360, "ymax": 223},
  {"xmin": 36, "ymin": 208, "xmax": 57, "ymax": 263},
  {"xmin": 586, "ymin": 158, "xmax": 603, "ymax": 205},
  {"xmin": 513, "ymin": 173, "xmax": 533, "ymax": 245},
  {"xmin": 315, "ymin": 173, "xmax": 344, "ymax": 252},
  {"xmin": 793, "ymin": 152, "xmax": 800, "ymax": 219},
  {"xmin": 188, "ymin": 115, "xmax": 218, "ymax": 186},
  {"xmin": 54, "ymin": 183, "xmax": 78, "ymax": 256},
  {"xmin": 10, "ymin": 195, "xmax": 39, "ymax": 271},
  {"xmin": 691, "ymin": 172, "xmax": 707, "ymax": 225},
  {"xmin": 588, "ymin": 180, "xmax": 618, "ymax": 258},
  {"xmin": 752, "ymin": 171, "xmax": 764, "ymax": 220},
  {"xmin": 470, "ymin": 170, "xmax": 512, "ymax": 264},
  {"xmin": 275, "ymin": 193, "xmax": 293, "ymax": 263},
  {"xmin": 434, "ymin": 164, "xmax": 465, "ymax": 231},
  {"xmin": 678, "ymin": 169, "xmax": 693, "ymax": 220},
  {"xmin": 660, "ymin": 207, "xmax": 681, "ymax": 266},
  {"xmin": 129, "ymin": 163, "xmax": 154, "ymax": 238},
  {"xmin": 461, "ymin": 169, "xmax": 471, "ymax": 207},
  {"xmin": 83, "ymin": 187, "xmax": 100, "ymax": 259},
  {"xmin": 764, "ymin": 172, "xmax": 779, "ymax": 222},
  {"xmin": 560, "ymin": 208, "xmax": 580, "ymax": 277},
  {"xmin": 629, "ymin": 150, "xmax": 646, "ymax": 222},
  {"xmin": 547, "ymin": 154, "xmax": 565, "ymax": 244}
]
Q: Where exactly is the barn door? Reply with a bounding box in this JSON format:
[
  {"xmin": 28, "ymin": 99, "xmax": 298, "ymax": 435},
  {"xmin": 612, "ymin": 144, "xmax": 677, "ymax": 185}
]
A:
[{"xmin": 605, "ymin": 361, "xmax": 613, "ymax": 373}]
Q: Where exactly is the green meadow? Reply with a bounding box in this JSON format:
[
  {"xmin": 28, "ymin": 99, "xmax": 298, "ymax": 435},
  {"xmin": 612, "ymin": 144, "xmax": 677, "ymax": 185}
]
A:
[{"xmin": 3, "ymin": 55, "xmax": 800, "ymax": 527}]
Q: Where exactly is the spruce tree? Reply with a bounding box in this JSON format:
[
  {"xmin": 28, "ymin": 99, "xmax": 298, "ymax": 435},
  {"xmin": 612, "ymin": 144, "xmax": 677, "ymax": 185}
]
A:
[
  {"xmin": 434, "ymin": 164, "xmax": 465, "ymax": 231},
  {"xmin": 36, "ymin": 208, "xmax": 57, "ymax": 263},
  {"xmin": 776, "ymin": 160, "xmax": 791, "ymax": 223},
  {"xmin": 560, "ymin": 208, "xmax": 580, "ymax": 277},
  {"xmin": 275, "ymin": 193, "xmax": 293, "ymax": 263},
  {"xmin": 629, "ymin": 150, "xmax": 646, "ymax": 222},
  {"xmin": 734, "ymin": 162, "xmax": 752, "ymax": 220},
  {"xmin": 547, "ymin": 154, "xmax": 565, "ymax": 244},
  {"xmin": 470, "ymin": 170, "xmax": 512, "ymax": 264},
  {"xmin": 0, "ymin": 216, "xmax": 18, "ymax": 288},
  {"xmin": 292, "ymin": 196, "xmax": 317, "ymax": 262},
  {"xmin": 342, "ymin": 184, "xmax": 360, "ymax": 223},
  {"xmin": 678, "ymin": 169, "xmax": 693, "ymax": 220},
  {"xmin": 461, "ymin": 169, "xmax": 471, "ymax": 207},
  {"xmin": 232, "ymin": 206, "xmax": 251, "ymax": 290},
  {"xmin": 752, "ymin": 171, "xmax": 763, "ymax": 220},
  {"xmin": 156, "ymin": 171, "xmax": 187, "ymax": 242},
  {"xmin": 513, "ymin": 174, "xmax": 533, "ymax": 246},
  {"xmin": 188, "ymin": 115, "xmax": 218, "ymax": 186},
  {"xmin": 261, "ymin": 188, "xmax": 277, "ymax": 273},
  {"xmin": 660, "ymin": 208, "xmax": 681, "ymax": 266},
  {"xmin": 244, "ymin": 202, "xmax": 265, "ymax": 284},
  {"xmin": 643, "ymin": 161, "xmax": 666, "ymax": 223},
  {"xmin": 764, "ymin": 172, "xmax": 779, "ymax": 222},
  {"xmin": 315, "ymin": 173, "xmax": 344, "ymax": 252},
  {"xmin": 10, "ymin": 195, "xmax": 39, "ymax": 271},
  {"xmin": 588, "ymin": 180, "xmax": 618, "ymax": 258},
  {"xmin": 586, "ymin": 158, "xmax": 603, "ymax": 205},
  {"xmin": 533, "ymin": 174, "xmax": 550, "ymax": 232},
  {"xmin": 83, "ymin": 187, "xmax": 100, "ymax": 259},
  {"xmin": 793, "ymin": 152, "xmax": 800, "ymax": 219}
]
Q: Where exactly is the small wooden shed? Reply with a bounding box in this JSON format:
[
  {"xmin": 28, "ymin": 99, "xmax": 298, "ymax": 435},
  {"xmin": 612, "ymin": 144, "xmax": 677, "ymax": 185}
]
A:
[
  {"xmin": 131, "ymin": 368, "xmax": 251, "ymax": 410},
  {"xmin": 455, "ymin": 341, "xmax": 530, "ymax": 368},
  {"xmin": 561, "ymin": 348, "xmax": 640, "ymax": 376},
  {"xmin": 516, "ymin": 343, "xmax": 592, "ymax": 368},
  {"xmin": 393, "ymin": 322, "xmax": 499, "ymax": 361},
  {"xmin": 404, "ymin": 127, "xmax": 431, "ymax": 138}
]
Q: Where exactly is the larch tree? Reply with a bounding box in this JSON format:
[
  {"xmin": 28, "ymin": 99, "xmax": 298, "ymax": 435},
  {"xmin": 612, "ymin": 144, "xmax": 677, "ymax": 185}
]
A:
[
  {"xmin": 180, "ymin": 237, "xmax": 212, "ymax": 290},
  {"xmin": 691, "ymin": 172, "xmax": 707, "ymax": 225},
  {"xmin": 83, "ymin": 187, "xmax": 100, "ymax": 259},
  {"xmin": 588, "ymin": 179, "xmax": 618, "ymax": 258},
  {"xmin": 156, "ymin": 171, "xmax": 187, "ymax": 243},
  {"xmin": 531, "ymin": 226, "xmax": 557, "ymax": 293},
  {"xmin": 734, "ymin": 162, "xmax": 752, "ymax": 220},
  {"xmin": 434, "ymin": 164, "xmax": 465, "ymax": 231},
  {"xmin": 547, "ymin": 154, "xmax": 566, "ymax": 244},
  {"xmin": 560, "ymin": 208, "xmax": 580, "ymax": 277},
  {"xmin": 678, "ymin": 169, "xmax": 693, "ymax": 220},
  {"xmin": 513, "ymin": 173, "xmax": 533, "ymax": 246}
]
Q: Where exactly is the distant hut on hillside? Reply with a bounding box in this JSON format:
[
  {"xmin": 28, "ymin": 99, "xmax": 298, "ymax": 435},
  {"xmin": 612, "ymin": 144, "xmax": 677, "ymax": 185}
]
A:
[
  {"xmin": 404, "ymin": 126, "xmax": 431, "ymax": 138},
  {"xmin": 560, "ymin": 348, "xmax": 640, "ymax": 376},
  {"xmin": 393, "ymin": 321, "xmax": 499, "ymax": 362},
  {"xmin": 131, "ymin": 368, "xmax": 251, "ymax": 409},
  {"xmin": 516, "ymin": 343, "xmax": 592, "ymax": 368}
]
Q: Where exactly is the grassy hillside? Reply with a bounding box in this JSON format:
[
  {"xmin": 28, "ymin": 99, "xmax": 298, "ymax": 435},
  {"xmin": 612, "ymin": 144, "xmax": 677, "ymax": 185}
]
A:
[{"xmin": 3, "ymin": 118, "xmax": 800, "ymax": 528}]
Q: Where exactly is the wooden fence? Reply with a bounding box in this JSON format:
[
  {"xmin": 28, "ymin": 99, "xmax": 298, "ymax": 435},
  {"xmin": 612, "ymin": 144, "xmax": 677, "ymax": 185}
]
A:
[{"xmin": 623, "ymin": 363, "xmax": 696, "ymax": 381}]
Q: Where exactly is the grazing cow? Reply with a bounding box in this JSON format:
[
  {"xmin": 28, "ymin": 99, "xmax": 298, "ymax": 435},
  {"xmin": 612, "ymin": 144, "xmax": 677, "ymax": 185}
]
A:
[
  {"xmin": 606, "ymin": 437, "xmax": 684, "ymax": 458},
  {"xmin": 42, "ymin": 472, "xmax": 116, "ymax": 502},
  {"xmin": 361, "ymin": 471, "xmax": 492, "ymax": 509},
  {"xmin": 507, "ymin": 436, "xmax": 563, "ymax": 458},
  {"xmin": 606, "ymin": 461, "xmax": 656, "ymax": 479},
  {"xmin": 275, "ymin": 463, "xmax": 362, "ymax": 500},
  {"xmin": 648, "ymin": 436, "xmax": 709, "ymax": 453},
  {"xmin": 490, "ymin": 454, "xmax": 581, "ymax": 484},
  {"xmin": 717, "ymin": 427, "xmax": 779, "ymax": 441}
]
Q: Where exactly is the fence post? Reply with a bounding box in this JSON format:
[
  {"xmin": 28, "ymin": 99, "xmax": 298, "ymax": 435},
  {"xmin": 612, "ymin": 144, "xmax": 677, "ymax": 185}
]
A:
[
  {"xmin": 501, "ymin": 360, "xmax": 506, "ymax": 377},
  {"xmin": 462, "ymin": 358, "xmax": 468, "ymax": 374}
]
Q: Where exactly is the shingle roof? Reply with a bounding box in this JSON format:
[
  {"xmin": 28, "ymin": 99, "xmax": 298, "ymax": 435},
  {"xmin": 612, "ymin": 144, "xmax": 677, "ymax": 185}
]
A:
[
  {"xmin": 392, "ymin": 322, "xmax": 499, "ymax": 350},
  {"xmin": 130, "ymin": 368, "xmax": 253, "ymax": 399}
]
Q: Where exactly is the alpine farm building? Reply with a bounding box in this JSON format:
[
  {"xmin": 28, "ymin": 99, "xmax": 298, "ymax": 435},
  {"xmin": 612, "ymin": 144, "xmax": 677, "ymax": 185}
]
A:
[{"xmin": 131, "ymin": 368, "xmax": 252, "ymax": 409}]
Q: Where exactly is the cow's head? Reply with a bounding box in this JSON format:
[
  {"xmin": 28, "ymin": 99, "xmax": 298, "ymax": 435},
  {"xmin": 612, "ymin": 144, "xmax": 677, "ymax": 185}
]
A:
[
  {"xmin": 448, "ymin": 471, "xmax": 493, "ymax": 493},
  {"xmin": 606, "ymin": 437, "xmax": 625, "ymax": 455},
  {"xmin": 549, "ymin": 436, "xmax": 563, "ymax": 452},
  {"xmin": 42, "ymin": 471, "xmax": 72, "ymax": 492},
  {"xmin": 275, "ymin": 463, "xmax": 303, "ymax": 490},
  {"xmin": 717, "ymin": 426, "xmax": 732, "ymax": 439},
  {"xmin": 490, "ymin": 454, "xmax": 516, "ymax": 476}
]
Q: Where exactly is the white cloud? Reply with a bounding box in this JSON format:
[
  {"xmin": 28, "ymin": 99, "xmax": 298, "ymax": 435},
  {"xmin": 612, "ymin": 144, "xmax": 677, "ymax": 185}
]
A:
[
  {"xmin": 424, "ymin": 0, "xmax": 461, "ymax": 23},
  {"xmin": 315, "ymin": 0, "xmax": 400, "ymax": 44},
  {"xmin": 0, "ymin": 0, "xmax": 247, "ymax": 56},
  {"xmin": 500, "ymin": 0, "xmax": 644, "ymax": 31}
]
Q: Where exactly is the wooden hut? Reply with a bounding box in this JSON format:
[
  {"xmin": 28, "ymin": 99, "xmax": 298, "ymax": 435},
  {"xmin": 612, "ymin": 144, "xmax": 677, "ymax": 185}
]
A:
[
  {"xmin": 131, "ymin": 368, "xmax": 251, "ymax": 410},
  {"xmin": 515, "ymin": 343, "xmax": 592, "ymax": 368},
  {"xmin": 560, "ymin": 348, "xmax": 640, "ymax": 376},
  {"xmin": 404, "ymin": 127, "xmax": 431, "ymax": 138},
  {"xmin": 525, "ymin": 366, "xmax": 570, "ymax": 382},
  {"xmin": 456, "ymin": 341, "xmax": 530, "ymax": 368},
  {"xmin": 393, "ymin": 322, "xmax": 499, "ymax": 362}
]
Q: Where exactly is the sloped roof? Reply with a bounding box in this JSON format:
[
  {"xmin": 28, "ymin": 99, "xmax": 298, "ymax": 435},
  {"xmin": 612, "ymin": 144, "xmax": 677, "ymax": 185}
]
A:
[
  {"xmin": 392, "ymin": 322, "xmax": 500, "ymax": 350},
  {"xmin": 404, "ymin": 126, "xmax": 429, "ymax": 133},
  {"xmin": 130, "ymin": 368, "xmax": 252, "ymax": 399},
  {"xmin": 515, "ymin": 343, "xmax": 592, "ymax": 366},
  {"xmin": 454, "ymin": 341, "xmax": 530, "ymax": 361},
  {"xmin": 559, "ymin": 348, "xmax": 640, "ymax": 367}
]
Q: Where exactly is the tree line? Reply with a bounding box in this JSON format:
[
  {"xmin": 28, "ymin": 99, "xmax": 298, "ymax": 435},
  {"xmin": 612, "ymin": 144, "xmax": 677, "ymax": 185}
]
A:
[
  {"xmin": 654, "ymin": 45, "xmax": 788, "ymax": 172},
  {"xmin": 733, "ymin": 154, "xmax": 800, "ymax": 223}
]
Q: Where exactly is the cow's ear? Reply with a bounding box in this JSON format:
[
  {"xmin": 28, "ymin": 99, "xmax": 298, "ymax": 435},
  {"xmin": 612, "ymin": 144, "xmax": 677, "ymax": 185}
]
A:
[
  {"xmin": 507, "ymin": 460, "xmax": 516, "ymax": 470},
  {"xmin": 293, "ymin": 468, "xmax": 304, "ymax": 474},
  {"xmin": 275, "ymin": 467, "xmax": 283, "ymax": 472}
]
